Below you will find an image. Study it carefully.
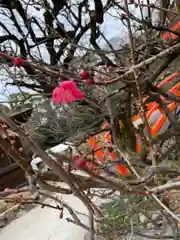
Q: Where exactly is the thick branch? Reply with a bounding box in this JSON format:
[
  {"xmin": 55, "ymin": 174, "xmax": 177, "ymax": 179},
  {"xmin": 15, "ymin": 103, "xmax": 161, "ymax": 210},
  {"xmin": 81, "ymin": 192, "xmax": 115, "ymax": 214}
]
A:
[{"xmin": 105, "ymin": 42, "xmax": 180, "ymax": 84}]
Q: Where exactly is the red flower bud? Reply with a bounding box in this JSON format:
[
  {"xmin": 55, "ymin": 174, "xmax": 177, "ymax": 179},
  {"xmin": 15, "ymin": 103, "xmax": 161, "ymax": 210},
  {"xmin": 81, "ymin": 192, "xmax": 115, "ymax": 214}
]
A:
[
  {"xmin": 59, "ymin": 209, "xmax": 63, "ymax": 219},
  {"xmin": 86, "ymin": 78, "xmax": 95, "ymax": 85},
  {"xmin": 13, "ymin": 58, "xmax": 23, "ymax": 67},
  {"xmin": 80, "ymin": 71, "xmax": 89, "ymax": 79},
  {"xmin": 72, "ymin": 155, "xmax": 87, "ymax": 169},
  {"xmin": 77, "ymin": 161, "xmax": 87, "ymax": 168},
  {"xmin": 149, "ymin": 3, "xmax": 155, "ymax": 8},
  {"xmin": 120, "ymin": 13, "xmax": 127, "ymax": 20}
]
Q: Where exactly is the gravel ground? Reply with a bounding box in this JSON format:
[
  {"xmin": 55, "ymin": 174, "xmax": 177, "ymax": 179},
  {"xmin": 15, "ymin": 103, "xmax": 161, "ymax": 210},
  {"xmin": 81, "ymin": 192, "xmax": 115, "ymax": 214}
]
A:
[{"xmin": 0, "ymin": 193, "xmax": 178, "ymax": 240}]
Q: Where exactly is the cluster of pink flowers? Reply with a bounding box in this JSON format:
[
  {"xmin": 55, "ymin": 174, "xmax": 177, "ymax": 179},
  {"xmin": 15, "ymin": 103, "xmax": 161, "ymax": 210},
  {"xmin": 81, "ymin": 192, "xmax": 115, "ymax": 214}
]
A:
[
  {"xmin": 52, "ymin": 71, "xmax": 96, "ymax": 105},
  {"xmin": 12, "ymin": 57, "xmax": 95, "ymax": 105},
  {"xmin": 11, "ymin": 57, "xmax": 95, "ymax": 105},
  {"xmin": 52, "ymin": 80, "xmax": 85, "ymax": 104}
]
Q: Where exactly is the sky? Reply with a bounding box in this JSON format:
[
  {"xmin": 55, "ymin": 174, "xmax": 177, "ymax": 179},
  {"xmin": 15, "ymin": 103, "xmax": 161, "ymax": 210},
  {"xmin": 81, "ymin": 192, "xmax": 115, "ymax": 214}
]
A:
[{"xmin": 0, "ymin": 0, "xmax": 158, "ymax": 104}]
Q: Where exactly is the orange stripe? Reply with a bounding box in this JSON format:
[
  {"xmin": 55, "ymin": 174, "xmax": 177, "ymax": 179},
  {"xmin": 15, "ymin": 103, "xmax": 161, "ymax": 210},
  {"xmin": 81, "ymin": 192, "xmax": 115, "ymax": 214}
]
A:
[
  {"xmin": 161, "ymin": 22, "xmax": 180, "ymax": 41},
  {"xmin": 116, "ymin": 164, "xmax": 130, "ymax": 176},
  {"xmin": 151, "ymin": 114, "xmax": 167, "ymax": 136},
  {"xmin": 146, "ymin": 103, "xmax": 159, "ymax": 120},
  {"xmin": 157, "ymin": 72, "xmax": 180, "ymax": 88},
  {"xmin": 89, "ymin": 137, "xmax": 96, "ymax": 148},
  {"xmin": 88, "ymin": 73, "xmax": 180, "ymax": 176},
  {"xmin": 151, "ymin": 103, "xmax": 177, "ymax": 136},
  {"xmin": 169, "ymin": 83, "xmax": 180, "ymax": 96}
]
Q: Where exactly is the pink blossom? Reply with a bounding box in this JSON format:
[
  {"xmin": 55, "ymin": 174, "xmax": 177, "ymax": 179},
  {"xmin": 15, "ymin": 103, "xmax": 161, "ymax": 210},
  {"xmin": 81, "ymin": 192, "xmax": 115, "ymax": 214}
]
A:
[
  {"xmin": 52, "ymin": 88, "xmax": 62, "ymax": 104},
  {"xmin": 52, "ymin": 80, "xmax": 85, "ymax": 104}
]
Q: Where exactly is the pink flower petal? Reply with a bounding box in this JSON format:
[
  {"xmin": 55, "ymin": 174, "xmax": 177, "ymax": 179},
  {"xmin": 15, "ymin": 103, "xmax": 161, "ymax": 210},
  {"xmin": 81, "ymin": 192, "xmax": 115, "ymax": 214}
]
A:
[
  {"xmin": 60, "ymin": 81, "xmax": 77, "ymax": 90},
  {"xmin": 71, "ymin": 88, "xmax": 85, "ymax": 100},
  {"xmin": 52, "ymin": 81, "xmax": 85, "ymax": 104},
  {"xmin": 52, "ymin": 87, "xmax": 61, "ymax": 104},
  {"xmin": 61, "ymin": 90, "xmax": 76, "ymax": 103}
]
